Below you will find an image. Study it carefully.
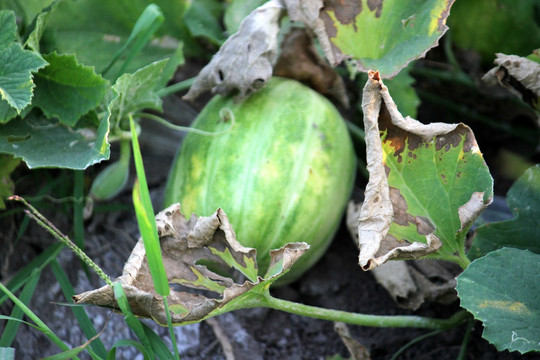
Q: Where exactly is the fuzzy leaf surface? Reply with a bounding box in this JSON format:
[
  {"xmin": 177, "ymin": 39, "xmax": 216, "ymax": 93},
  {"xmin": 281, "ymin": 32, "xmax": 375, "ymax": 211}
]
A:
[
  {"xmin": 354, "ymin": 71, "xmax": 492, "ymax": 270},
  {"xmin": 457, "ymin": 247, "xmax": 540, "ymax": 354},
  {"xmin": 33, "ymin": 53, "xmax": 108, "ymax": 126},
  {"xmin": 469, "ymin": 165, "xmax": 540, "ymax": 259},
  {"xmin": 73, "ymin": 204, "xmax": 308, "ymax": 325}
]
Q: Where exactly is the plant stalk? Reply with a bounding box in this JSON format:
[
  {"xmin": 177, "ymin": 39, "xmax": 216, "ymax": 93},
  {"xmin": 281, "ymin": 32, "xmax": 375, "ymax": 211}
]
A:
[
  {"xmin": 157, "ymin": 77, "xmax": 196, "ymax": 97},
  {"xmin": 262, "ymin": 294, "xmax": 470, "ymax": 330}
]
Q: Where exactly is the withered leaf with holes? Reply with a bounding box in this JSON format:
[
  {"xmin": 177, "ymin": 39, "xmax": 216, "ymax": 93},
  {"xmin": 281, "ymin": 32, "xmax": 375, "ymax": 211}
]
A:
[
  {"xmin": 73, "ymin": 204, "xmax": 309, "ymax": 325},
  {"xmin": 482, "ymin": 53, "xmax": 540, "ymax": 112},
  {"xmin": 352, "ymin": 71, "xmax": 493, "ymax": 271}
]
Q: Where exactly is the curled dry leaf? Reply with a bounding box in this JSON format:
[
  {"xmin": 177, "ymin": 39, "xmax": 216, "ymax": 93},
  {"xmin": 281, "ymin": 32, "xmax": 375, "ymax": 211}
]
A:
[
  {"xmin": 183, "ymin": 0, "xmax": 284, "ymax": 101},
  {"xmin": 353, "ymin": 71, "xmax": 492, "ymax": 271},
  {"xmin": 347, "ymin": 204, "xmax": 459, "ymax": 310},
  {"xmin": 482, "ymin": 53, "xmax": 540, "ymax": 111},
  {"xmin": 183, "ymin": 0, "xmax": 328, "ymax": 101},
  {"xmin": 73, "ymin": 204, "xmax": 309, "ymax": 325}
]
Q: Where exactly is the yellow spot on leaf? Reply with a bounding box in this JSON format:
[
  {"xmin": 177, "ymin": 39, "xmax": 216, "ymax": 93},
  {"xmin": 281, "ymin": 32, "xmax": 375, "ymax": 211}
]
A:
[{"xmin": 478, "ymin": 300, "xmax": 530, "ymax": 315}]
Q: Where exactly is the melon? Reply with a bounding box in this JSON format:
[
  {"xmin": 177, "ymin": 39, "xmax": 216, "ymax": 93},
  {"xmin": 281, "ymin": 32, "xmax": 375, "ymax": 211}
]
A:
[{"xmin": 164, "ymin": 77, "xmax": 356, "ymax": 282}]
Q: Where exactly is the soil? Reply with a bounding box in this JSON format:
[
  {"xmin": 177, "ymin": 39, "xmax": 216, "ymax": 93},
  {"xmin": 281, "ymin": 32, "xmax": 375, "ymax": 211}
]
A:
[{"xmin": 1, "ymin": 44, "xmax": 539, "ymax": 359}]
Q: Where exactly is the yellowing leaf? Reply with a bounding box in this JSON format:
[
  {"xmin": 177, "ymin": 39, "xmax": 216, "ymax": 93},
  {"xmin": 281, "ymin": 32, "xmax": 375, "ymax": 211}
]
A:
[{"xmin": 352, "ymin": 71, "xmax": 492, "ymax": 270}]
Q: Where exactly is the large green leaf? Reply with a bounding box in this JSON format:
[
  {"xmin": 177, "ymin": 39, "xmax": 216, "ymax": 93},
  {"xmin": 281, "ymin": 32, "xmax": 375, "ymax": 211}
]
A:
[
  {"xmin": 0, "ymin": 112, "xmax": 109, "ymax": 169},
  {"xmin": 448, "ymin": 0, "xmax": 540, "ymax": 62},
  {"xmin": 45, "ymin": 0, "xmax": 191, "ymax": 78},
  {"xmin": 0, "ymin": 11, "xmax": 47, "ymax": 118},
  {"xmin": 33, "ymin": 52, "xmax": 108, "ymax": 126},
  {"xmin": 469, "ymin": 165, "xmax": 540, "ymax": 259},
  {"xmin": 457, "ymin": 247, "xmax": 540, "ymax": 354},
  {"xmin": 321, "ymin": 0, "xmax": 454, "ymax": 77}
]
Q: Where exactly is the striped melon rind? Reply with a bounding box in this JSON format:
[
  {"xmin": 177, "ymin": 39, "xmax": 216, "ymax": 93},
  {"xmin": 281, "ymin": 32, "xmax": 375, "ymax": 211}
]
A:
[{"xmin": 164, "ymin": 77, "xmax": 356, "ymax": 282}]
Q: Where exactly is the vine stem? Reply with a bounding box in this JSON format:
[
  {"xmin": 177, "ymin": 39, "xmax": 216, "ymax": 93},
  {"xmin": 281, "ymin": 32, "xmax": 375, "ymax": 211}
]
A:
[{"xmin": 261, "ymin": 293, "xmax": 471, "ymax": 330}]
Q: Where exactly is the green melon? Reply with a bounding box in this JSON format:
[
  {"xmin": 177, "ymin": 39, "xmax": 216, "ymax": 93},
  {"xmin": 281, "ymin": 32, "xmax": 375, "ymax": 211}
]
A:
[{"xmin": 164, "ymin": 77, "xmax": 356, "ymax": 282}]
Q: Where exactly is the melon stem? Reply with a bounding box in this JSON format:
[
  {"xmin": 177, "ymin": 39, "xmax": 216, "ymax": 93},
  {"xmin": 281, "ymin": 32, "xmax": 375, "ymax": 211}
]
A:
[{"xmin": 261, "ymin": 292, "xmax": 470, "ymax": 330}]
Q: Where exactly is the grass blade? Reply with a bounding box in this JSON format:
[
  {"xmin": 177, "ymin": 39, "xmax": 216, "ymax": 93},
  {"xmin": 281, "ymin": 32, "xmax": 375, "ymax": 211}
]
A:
[
  {"xmin": 130, "ymin": 117, "xmax": 169, "ymax": 297},
  {"xmin": 0, "ymin": 243, "xmax": 64, "ymax": 306},
  {"xmin": 50, "ymin": 259, "xmax": 107, "ymax": 359},
  {"xmin": 112, "ymin": 283, "xmax": 155, "ymax": 359},
  {"xmin": 0, "ymin": 269, "xmax": 40, "ymax": 347},
  {"xmin": 140, "ymin": 322, "xmax": 175, "ymax": 360},
  {"xmin": 107, "ymin": 339, "xmax": 151, "ymax": 360},
  {"xmin": 0, "ymin": 282, "xmax": 74, "ymax": 358},
  {"xmin": 102, "ymin": 4, "xmax": 164, "ymax": 78}
]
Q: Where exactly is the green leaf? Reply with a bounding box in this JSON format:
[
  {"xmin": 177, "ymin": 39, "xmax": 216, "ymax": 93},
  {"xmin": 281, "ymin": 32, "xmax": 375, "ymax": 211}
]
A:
[
  {"xmin": 449, "ymin": 0, "xmax": 540, "ymax": 62},
  {"xmin": 0, "ymin": 99, "xmax": 18, "ymax": 123},
  {"xmin": 224, "ymin": 0, "xmax": 267, "ymax": 35},
  {"xmin": 321, "ymin": 0, "xmax": 454, "ymax": 77},
  {"xmin": 89, "ymin": 140, "xmax": 130, "ymax": 200},
  {"xmin": 0, "ymin": 0, "xmax": 55, "ymax": 27},
  {"xmin": 24, "ymin": 0, "xmax": 60, "ymax": 52},
  {"xmin": 33, "ymin": 52, "xmax": 108, "ymax": 126},
  {"xmin": 184, "ymin": 0, "xmax": 225, "ymax": 45},
  {"xmin": 0, "ymin": 11, "xmax": 48, "ymax": 115},
  {"xmin": 108, "ymin": 60, "xmax": 166, "ymax": 131},
  {"xmin": 382, "ymin": 123, "xmax": 493, "ymax": 264},
  {"xmin": 469, "ymin": 165, "xmax": 540, "ymax": 259},
  {"xmin": 0, "ymin": 154, "xmax": 20, "ymax": 208},
  {"xmin": 45, "ymin": 0, "xmax": 190, "ymax": 78},
  {"xmin": 457, "ymin": 247, "xmax": 540, "ymax": 354},
  {"xmin": 0, "ymin": 112, "xmax": 109, "ymax": 169},
  {"xmin": 0, "ymin": 10, "xmax": 16, "ymax": 47},
  {"xmin": 384, "ymin": 64, "xmax": 419, "ymax": 118}
]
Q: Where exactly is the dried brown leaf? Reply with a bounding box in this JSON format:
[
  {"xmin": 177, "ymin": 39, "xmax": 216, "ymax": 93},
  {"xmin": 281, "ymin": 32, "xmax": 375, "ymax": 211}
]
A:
[
  {"xmin": 334, "ymin": 322, "xmax": 371, "ymax": 360},
  {"xmin": 183, "ymin": 0, "xmax": 285, "ymax": 101},
  {"xmin": 274, "ymin": 28, "xmax": 348, "ymax": 107},
  {"xmin": 73, "ymin": 204, "xmax": 308, "ymax": 325},
  {"xmin": 482, "ymin": 53, "xmax": 540, "ymax": 110}
]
